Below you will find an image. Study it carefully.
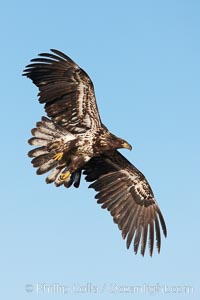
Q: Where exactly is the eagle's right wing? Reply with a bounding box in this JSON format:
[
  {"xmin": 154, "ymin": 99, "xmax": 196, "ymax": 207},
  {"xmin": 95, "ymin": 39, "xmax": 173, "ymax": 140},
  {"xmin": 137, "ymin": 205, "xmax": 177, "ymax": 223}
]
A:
[
  {"xmin": 83, "ymin": 150, "xmax": 167, "ymax": 256},
  {"xmin": 23, "ymin": 49, "xmax": 102, "ymax": 134}
]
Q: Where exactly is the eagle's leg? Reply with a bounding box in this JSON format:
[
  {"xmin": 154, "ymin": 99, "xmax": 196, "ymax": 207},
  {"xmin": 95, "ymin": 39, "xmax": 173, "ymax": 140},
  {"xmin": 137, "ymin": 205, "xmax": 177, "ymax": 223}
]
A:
[
  {"xmin": 47, "ymin": 140, "xmax": 76, "ymax": 162},
  {"xmin": 46, "ymin": 142, "xmax": 65, "ymax": 161},
  {"xmin": 59, "ymin": 156, "xmax": 89, "ymax": 182},
  {"xmin": 60, "ymin": 167, "xmax": 70, "ymax": 181},
  {"xmin": 53, "ymin": 152, "xmax": 64, "ymax": 161}
]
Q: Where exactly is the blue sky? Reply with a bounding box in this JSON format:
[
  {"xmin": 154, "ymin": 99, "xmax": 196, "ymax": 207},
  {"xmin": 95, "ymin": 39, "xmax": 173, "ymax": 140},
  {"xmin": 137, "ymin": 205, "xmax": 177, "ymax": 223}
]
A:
[{"xmin": 0, "ymin": 0, "xmax": 200, "ymax": 299}]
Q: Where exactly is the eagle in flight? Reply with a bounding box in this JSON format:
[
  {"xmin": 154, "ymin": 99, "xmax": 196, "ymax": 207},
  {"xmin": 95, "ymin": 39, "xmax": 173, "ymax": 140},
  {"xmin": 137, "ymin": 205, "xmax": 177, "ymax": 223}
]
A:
[{"xmin": 23, "ymin": 49, "xmax": 167, "ymax": 256}]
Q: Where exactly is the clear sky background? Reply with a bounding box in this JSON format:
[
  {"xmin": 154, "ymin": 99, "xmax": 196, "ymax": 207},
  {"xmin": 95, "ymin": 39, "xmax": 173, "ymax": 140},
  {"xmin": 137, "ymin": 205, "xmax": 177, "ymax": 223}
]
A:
[{"xmin": 0, "ymin": 0, "xmax": 199, "ymax": 299}]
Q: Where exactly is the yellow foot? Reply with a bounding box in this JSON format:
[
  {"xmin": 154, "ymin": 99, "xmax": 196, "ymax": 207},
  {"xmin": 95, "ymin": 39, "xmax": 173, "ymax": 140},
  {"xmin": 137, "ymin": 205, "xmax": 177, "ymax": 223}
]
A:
[
  {"xmin": 60, "ymin": 171, "xmax": 70, "ymax": 181},
  {"xmin": 53, "ymin": 152, "xmax": 63, "ymax": 161}
]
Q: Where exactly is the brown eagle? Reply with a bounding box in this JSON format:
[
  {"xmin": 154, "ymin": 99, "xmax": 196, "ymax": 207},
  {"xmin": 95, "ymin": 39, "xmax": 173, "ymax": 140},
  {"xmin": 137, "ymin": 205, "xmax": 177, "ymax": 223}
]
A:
[{"xmin": 23, "ymin": 49, "xmax": 167, "ymax": 256}]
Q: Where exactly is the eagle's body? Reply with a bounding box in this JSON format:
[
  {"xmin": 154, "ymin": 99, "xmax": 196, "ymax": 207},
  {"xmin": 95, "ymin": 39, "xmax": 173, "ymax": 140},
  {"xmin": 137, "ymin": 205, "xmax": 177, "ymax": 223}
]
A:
[{"xmin": 23, "ymin": 49, "xmax": 167, "ymax": 256}]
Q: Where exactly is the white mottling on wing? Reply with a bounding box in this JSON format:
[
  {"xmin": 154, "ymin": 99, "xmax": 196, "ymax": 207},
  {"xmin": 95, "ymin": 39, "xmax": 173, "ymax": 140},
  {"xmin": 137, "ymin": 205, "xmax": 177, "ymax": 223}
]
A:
[{"xmin": 77, "ymin": 82, "xmax": 85, "ymax": 116}]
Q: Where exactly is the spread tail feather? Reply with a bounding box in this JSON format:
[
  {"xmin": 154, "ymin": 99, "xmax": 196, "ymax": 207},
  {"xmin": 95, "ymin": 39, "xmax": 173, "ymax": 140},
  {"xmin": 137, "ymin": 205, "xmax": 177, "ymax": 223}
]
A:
[{"xmin": 28, "ymin": 117, "xmax": 81, "ymax": 187}]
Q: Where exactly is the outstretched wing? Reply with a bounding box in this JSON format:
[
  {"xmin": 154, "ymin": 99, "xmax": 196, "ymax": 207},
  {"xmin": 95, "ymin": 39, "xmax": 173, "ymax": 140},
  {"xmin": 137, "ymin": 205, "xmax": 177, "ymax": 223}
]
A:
[
  {"xmin": 83, "ymin": 151, "xmax": 167, "ymax": 256},
  {"xmin": 23, "ymin": 49, "xmax": 102, "ymax": 133}
]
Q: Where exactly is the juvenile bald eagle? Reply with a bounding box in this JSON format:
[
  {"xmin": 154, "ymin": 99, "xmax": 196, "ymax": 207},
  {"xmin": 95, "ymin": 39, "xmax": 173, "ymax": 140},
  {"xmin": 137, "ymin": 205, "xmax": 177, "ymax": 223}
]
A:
[{"xmin": 23, "ymin": 49, "xmax": 167, "ymax": 256}]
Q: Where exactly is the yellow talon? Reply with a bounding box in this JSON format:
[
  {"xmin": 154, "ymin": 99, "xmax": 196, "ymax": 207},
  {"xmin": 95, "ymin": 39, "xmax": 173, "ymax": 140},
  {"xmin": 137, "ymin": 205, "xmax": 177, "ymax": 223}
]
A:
[
  {"xmin": 53, "ymin": 152, "xmax": 63, "ymax": 161},
  {"xmin": 60, "ymin": 171, "xmax": 70, "ymax": 181}
]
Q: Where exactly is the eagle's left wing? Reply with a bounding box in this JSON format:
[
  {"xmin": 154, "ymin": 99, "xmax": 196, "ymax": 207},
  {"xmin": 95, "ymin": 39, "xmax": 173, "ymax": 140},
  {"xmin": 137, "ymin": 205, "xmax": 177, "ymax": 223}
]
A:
[
  {"xmin": 83, "ymin": 151, "xmax": 167, "ymax": 256},
  {"xmin": 23, "ymin": 49, "xmax": 102, "ymax": 133}
]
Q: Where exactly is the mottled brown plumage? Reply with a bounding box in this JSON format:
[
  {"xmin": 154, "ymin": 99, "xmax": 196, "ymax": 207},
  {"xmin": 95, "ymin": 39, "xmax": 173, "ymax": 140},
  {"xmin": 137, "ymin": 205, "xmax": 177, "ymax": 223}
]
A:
[{"xmin": 23, "ymin": 49, "xmax": 167, "ymax": 255}]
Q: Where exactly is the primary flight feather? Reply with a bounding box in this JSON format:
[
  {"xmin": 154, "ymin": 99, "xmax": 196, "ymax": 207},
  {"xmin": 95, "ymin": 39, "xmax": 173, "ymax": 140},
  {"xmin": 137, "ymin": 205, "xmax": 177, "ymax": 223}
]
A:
[{"xmin": 23, "ymin": 49, "xmax": 167, "ymax": 256}]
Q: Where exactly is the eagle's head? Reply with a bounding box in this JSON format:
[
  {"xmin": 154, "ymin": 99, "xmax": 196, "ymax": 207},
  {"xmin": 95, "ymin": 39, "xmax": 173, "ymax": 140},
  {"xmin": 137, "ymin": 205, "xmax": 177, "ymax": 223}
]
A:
[
  {"xmin": 106, "ymin": 133, "xmax": 132, "ymax": 151},
  {"xmin": 120, "ymin": 140, "xmax": 132, "ymax": 151}
]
